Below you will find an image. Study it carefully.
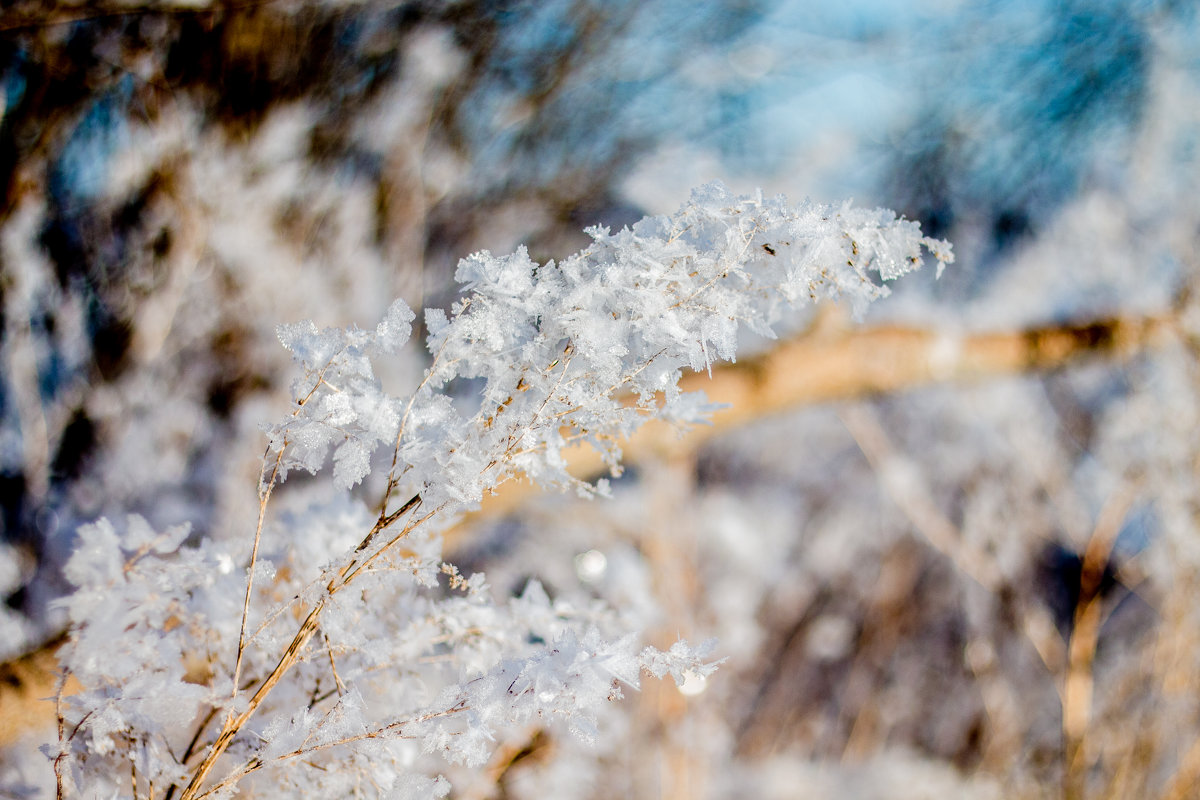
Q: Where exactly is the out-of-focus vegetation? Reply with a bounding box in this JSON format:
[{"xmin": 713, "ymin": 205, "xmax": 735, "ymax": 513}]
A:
[{"xmin": 2, "ymin": 1, "xmax": 1199, "ymax": 798}]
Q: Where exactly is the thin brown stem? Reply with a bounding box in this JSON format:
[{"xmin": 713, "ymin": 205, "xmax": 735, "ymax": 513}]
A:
[
  {"xmin": 195, "ymin": 702, "xmax": 470, "ymax": 799},
  {"xmin": 176, "ymin": 601, "xmax": 327, "ymax": 800},
  {"xmin": 162, "ymin": 707, "xmax": 219, "ymax": 800},
  {"xmin": 381, "ymin": 338, "xmax": 453, "ymax": 520},
  {"xmin": 53, "ymin": 669, "xmax": 69, "ymax": 800},
  {"xmin": 323, "ymin": 632, "xmax": 346, "ymax": 698},
  {"xmin": 355, "ymin": 493, "xmax": 422, "ymax": 554},
  {"xmin": 177, "ymin": 491, "xmax": 436, "ymax": 799},
  {"xmin": 229, "ymin": 448, "xmax": 285, "ymax": 726},
  {"xmin": 340, "ymin": 506, "xmax": 443, "ymax": 588},
  {"xmin": 501, "ymin": 351, "xmax": 575, "ymax": 460}
]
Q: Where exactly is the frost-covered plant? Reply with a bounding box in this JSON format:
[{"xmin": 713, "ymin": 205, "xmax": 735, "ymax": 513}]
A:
[{"xmin": 49, "ymin": 183, "xmax": 950, "ymax": 799}]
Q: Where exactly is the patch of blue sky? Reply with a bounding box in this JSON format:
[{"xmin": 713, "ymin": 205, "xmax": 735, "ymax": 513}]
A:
[
  {"xmin": 1115, "ymin": 504, "xmax": 1155, "ymax": 558},
  {"xmin": 731, "ymin": 3, "xmax": 1149, "ymax": 175},
  {"xmin": 50, "ymin": 77, "xmax": 133, "ymax": 208},
  {"xmin": 453, "ymin": 0, "xmax": 763, "ymax": 185},
  {"xmin": 0, "ymin": 61, "xmax": 27, "ymax": 129}
]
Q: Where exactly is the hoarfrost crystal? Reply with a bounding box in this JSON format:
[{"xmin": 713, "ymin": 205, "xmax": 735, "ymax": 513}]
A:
[{"xmin": 52, "ymin": 183, "xmax": 949, "ymax": 799}]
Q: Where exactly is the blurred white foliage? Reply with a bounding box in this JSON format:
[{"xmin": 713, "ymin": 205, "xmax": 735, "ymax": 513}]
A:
[
  {"xmin": 0, "ymin": 81, "xmax": 453, "ymax": 656},
  {"xmin": 716, "ymin": 751, "xmax": 1003, "ymax": 800},
  {"xmin": 50, "ymin": 184, "xmax": 948, "ymax": 797}
]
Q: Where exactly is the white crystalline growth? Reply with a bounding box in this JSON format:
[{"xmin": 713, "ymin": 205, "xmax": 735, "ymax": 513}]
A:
[{"xmin": 51, "ymin": 183, "xmax": 949, "ymax": 800}]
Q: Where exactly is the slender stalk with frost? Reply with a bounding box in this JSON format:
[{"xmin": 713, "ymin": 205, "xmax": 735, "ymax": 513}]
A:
[{"xmin": 51, "ymin": 183, "xmax": 950, "ymax": 799}]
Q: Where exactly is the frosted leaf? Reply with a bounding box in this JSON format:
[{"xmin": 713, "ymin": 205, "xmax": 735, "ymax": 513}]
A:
[
  {"xmin": 275, "ymin": 319, "xmax": 327, "ymax": 367},
  {"xmin": 661, "ymin": 389, "xmax": 723, "ymax": 426},
  {"xmin": 265, "ymin": 301, "xmax": 409, "ymax": 483},
  {"xmin": 63, "ymin": 518, "xmax": 123, "ymax": 588},
  {"xmin": 120, "ymin": 514, "xmax": 159, "ymax": 551},
  {"xmin": 152, "ymin": 522, "xmax": 191, "ymax": 554},
  {"xmin": 639, "ymin": 638, "xmax": 724, "ymax": 687},
  {"xmin": 124, "ymin": 672, "xmax": 208, "ymax": 734},
  {"xmin": 463, "ymin": 570, "xmax": 490, "ymax": 597},
  {"xmin": 596, "ymin": 632, "xmax": 643, "ymax": 689},
  {"xmin": 321, "ymin": 392, "xmax": 357, "ymax": 426},
  {"xmin": 259, "ymin": 707, "xmax": 318, "ymax": 762},
  {"xmin": 332, "ymin": 437, "xmax": 372, "ymax": 490},
  {"xmin": 315, "ymin": 690, "xmax": 369, "ymax": 746},
  {"xmin": 389, "ymin": 774, "xmax": 451, "ymax": 800},
  {"xmin": 425, "ymin": 306, "xmax": 449, "ymax": 336},
  {"xmin": 374, "ymin": 298, "xmax": 416, "ymax": 353}
]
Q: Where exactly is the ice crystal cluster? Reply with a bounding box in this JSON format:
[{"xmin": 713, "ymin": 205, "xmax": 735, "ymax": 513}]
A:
[{"xmin": 50, "ymin": 183, "xmax": 950, "ymax": 798}]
